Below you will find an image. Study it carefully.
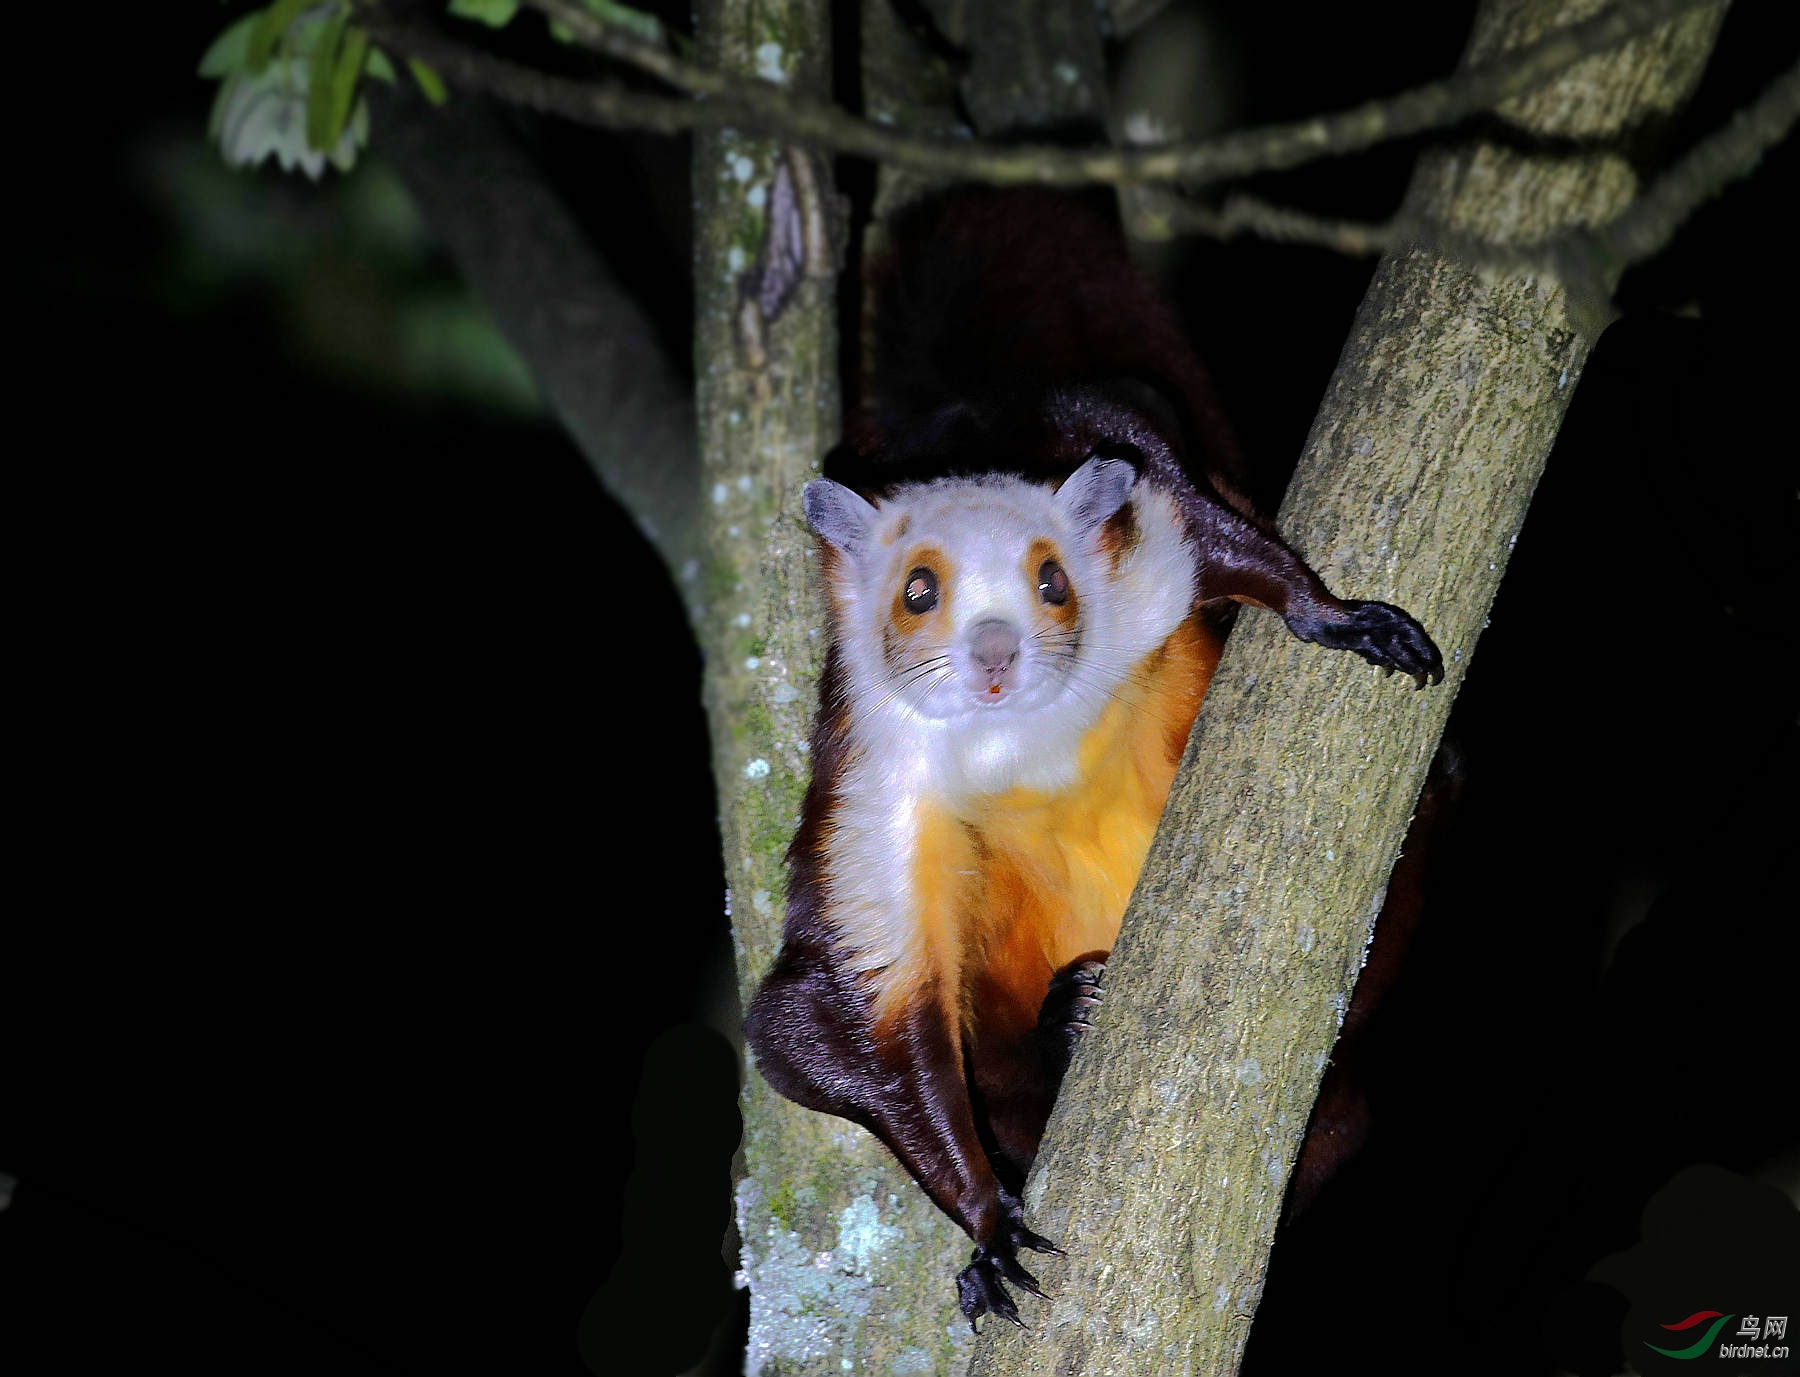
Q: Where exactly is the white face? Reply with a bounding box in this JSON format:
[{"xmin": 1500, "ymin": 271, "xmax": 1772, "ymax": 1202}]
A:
[
  {"xmin": 807, "ymin": 459, "xmax": 1140, "ymax": 726},
  {"xmin": 807, "ymin": 457, "xmax": 1199, "ymax": 797}
]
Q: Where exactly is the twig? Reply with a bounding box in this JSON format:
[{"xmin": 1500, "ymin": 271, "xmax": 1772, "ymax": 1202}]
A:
[
  {"xmin": 367, "ymin": 0, "xmax": 1710, "ymax": 187},
  {"xmin": 1132, "ymin": 56, "xmax": 1800, "ymax": 289},
  {"xmin": 1595, "ymin": 56, "xmax": 1800, "ymax": 273},
  {"xmin": 363, "ymin": 18, "xmax": 736, "ymax": 136},
  {"xmin": 1127, "ymin": 190, "xmax": 1403, "ymax": 254},
  {"xmin": 520, "ymin": 0, "xmax": 735, "ymax": 99}
]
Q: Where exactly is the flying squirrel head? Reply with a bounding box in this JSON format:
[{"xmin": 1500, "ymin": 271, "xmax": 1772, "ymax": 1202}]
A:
[{"xmin": 804, "ymin": 456, "xmax": 1198, "ymax": 736}]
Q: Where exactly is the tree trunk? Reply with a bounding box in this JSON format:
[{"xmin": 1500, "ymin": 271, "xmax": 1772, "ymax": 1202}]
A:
[
  {"xmin": 689, "ymin": 3, "xmax": 996, "ymax": 1373},
  {"xmin": 967, "ymin": 2, "xmax": 1727, "ymax": 1374}
]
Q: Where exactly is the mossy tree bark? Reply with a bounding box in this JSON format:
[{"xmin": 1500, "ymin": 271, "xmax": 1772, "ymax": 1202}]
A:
[
  {"xmin": 966, "ymin": 1, "xmax": 1727, "ymax": 1374},
  {"xmin": 691, "ymin": 2, "xmax": 997, "ymax": 1373}
]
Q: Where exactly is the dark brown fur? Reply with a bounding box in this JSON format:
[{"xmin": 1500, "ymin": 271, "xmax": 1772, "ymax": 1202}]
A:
[{"xmin": 745, "ymin": 187, "xmax": 1444, "ymax": 1329}]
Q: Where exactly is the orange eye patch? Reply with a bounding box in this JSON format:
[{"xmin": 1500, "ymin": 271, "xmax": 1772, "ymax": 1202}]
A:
[
  {"xmin": 888, "ymin": 545, "xmax": 953, "ymax": 639},
  {"xmin": 1025, "ymin": 538, "xmax": 1077, "ymax": 625}
]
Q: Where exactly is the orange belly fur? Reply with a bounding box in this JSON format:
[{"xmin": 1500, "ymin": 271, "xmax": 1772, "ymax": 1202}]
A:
[{"xmin": 880, "ymin": 613, "xmax": 1221, "ymax": 1056}]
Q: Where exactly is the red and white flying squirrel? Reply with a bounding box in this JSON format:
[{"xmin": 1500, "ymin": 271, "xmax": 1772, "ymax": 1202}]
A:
[{"xmin": 744, "ymin": 186, "xmax": 1443, "ymax": 1328}]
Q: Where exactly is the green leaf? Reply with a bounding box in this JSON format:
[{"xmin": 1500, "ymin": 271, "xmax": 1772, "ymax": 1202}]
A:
[
  {"xmin": 363, "ymin": 46, "xmax": 397, "ymax": 84},
  {"xmin": 304, "ymin": 10, "xmax": 348, "ymax": 150},
  {"xmin": 198, "ymin": 12, "xmax": 259, "ymax": 77},
  {"xmin": 447, "ymin": 0, "xmax": 520, "ymax": 26},
  {"xmin": 246, "ymin": 0, "xmax": 314, "ymax": 73},
  {"xmin": 577, "ymin": 0, "xmax": 664, "ymax": 45},
  {"xmin": 324, "ymin": 26, "xmax": 369, "ymax": 150},
  {"xmin": 407, "ymin": 57, "xmax": 448, "ymax": 105},
  {"xmin": 289, "ymin": 10, "xmax": 339, "ymax": 59}
]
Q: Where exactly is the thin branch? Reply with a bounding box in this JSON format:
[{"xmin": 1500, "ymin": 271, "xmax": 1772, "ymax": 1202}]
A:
[
  {"xmin": 1596, "ymin": 56, "xmax": 1800, "ymax": 271},
  {"xmin": 520, "ymin": 0, "xmax": 739, "ymax": 100},
  {"xmin": 367, "ymin": 0, "xmax": 1709, "ymax": 187},
  {"xmin": 1128, "ymin": 189, "xmax": 1402, "ymax": 254},
  {"xmin": 364, "ymin": 18, "xmax": 734, "ymax": 136},
  {"xmin": 1130, "ymin": 56, "xmax": 1799, "ymax": 292}
]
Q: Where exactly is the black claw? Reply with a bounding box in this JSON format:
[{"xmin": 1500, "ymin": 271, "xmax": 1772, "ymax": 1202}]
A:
[
  {"xmin": 957, "ymin": 1231, "xmax": 1057, "ymax": 1327},
  {"xmin": 995, "ymin": 1251, "xmax": 1047, "ymax": 1299},
  {"xmin": 957, "ymin": 1261, "xmax": 1020, "ymax": 1328},
  {"xmin": 1294, "ymin": 600, "xmax": 1444, "ymax": 688},
  {"xmin": 1014, "ymin": 1225, "xmax": 1063, "ymax": 1256}
]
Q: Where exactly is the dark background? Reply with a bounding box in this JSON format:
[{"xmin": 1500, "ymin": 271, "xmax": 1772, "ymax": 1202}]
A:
[{"xmin": 6, "ymin": 3, "xmax": 1794, "ymax": 1374}]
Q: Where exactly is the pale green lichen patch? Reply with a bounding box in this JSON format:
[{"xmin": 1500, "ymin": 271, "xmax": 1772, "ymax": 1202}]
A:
[
  {"xmin": 740, "ymin": 1188, "xmax": 917, "ymax": 1372},
  {"xmin": 746, "ymin": 1225, "xmax": 867, "ymax": 1368},
  {"xmin": 835, "ymin": 1194, "xmax": 903, "ymax": 1273}
]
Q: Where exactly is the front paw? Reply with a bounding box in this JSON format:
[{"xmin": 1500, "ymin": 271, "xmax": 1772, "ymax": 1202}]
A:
[
  {"xmin": 1037, "ymin": 957, "xmax": 1105, "ymax": 1087},
  {"xmin": 955, "ymin": 1232, "xmax": 1055, "ymax": 1330},
  {"xmin": 1293, "ymin": 600, "xmax": 1444, "ymax": 688}
]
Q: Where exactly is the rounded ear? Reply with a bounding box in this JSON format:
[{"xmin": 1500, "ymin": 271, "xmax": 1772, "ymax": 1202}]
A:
[
  {"xmin": 1055, "ymin": 457, "xmax": 1137, "ymax": 533},
  {"xmin": 803, "ymin": 479, "xmax": 880, "ymax": 555}
]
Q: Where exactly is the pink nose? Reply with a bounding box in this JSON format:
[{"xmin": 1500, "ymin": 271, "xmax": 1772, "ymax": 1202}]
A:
[{"xmin": 970, "ymin": 619, "xmax": 1021, "ymax": 679}]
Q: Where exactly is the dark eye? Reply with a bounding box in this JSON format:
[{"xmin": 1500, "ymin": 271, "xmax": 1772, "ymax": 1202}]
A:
[
  {"xmin": 902, "ymin": 567, "xmax": 939, "ymax": 614},
  {"xmin": 1038, "ymin": 560, "xmax": 1070, "ymax": 605}
]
